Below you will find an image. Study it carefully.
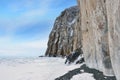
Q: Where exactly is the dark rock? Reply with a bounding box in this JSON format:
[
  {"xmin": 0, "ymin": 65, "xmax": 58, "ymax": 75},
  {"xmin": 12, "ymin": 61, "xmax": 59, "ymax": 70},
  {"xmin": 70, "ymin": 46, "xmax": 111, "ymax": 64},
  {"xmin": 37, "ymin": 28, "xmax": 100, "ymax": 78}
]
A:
[
  {"xmin": 76, "ymin": 58, "xmax": 85, "ymax": 64},
  {"xmin": 55, "ymin": 64, "xmax": 116, "ymax": 80},
  {"xmin": 39, "ymin": 55, "xmax": 44, "ymax": 57},
  {"xmin": 65, "ymin": 48, "xmax": 83, "ymax": 64}
]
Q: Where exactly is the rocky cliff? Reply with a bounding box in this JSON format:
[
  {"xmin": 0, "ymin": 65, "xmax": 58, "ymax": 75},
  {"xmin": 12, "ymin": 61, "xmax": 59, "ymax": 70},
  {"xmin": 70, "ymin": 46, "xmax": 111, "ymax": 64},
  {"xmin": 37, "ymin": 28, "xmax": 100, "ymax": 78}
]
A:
[
  {"xmin": 78, "ymin": 0, "xmax": 120, "ymax": 80},
  {"xmin": 45, "ymin": 6, "xmax": 81, "ymax": 57},
  {"xmin": 45, "ymin": 0, "xmax": 120, "ymax": 80},
  {"xmin": 78, "ymin": 0, "xmax": 113, "ymax": 76}
]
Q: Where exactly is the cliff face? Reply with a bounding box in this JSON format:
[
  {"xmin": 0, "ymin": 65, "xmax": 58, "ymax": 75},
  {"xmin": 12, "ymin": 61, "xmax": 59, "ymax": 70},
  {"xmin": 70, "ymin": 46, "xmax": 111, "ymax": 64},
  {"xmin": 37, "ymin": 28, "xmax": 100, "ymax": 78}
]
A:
[
  {"xmin": 106, "ymin": 0, "xmax": 120, "ymax": 79},
  {"xmin": 46, "ymin": 0, "xmax": 120, "ymax": 80},
  {"xmin": 78, "ymin": 0, "xmax": 113, "ymax": 76},
  {"xmin": 45, "ymin": 6, "xmax": 81, "ymax": 57},
  {"xmin": 78, "ymin": 0, "xmax": 120, "ymax": 79}
]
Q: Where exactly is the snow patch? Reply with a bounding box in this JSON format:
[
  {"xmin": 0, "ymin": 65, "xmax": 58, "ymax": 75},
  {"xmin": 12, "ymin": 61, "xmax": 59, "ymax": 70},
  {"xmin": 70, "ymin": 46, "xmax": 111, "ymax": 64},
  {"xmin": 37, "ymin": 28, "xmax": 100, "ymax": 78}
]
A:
[
  {"xmin": 68, "ymin": 18, "xmax": 76, "ymax": 25},
  {"xmin": 80, "ymin": 69, "xmax": 84, "ymax": 72},
  {"xmin": 71, "ymin": 73, "xmax": 95, "ymax": 80}
]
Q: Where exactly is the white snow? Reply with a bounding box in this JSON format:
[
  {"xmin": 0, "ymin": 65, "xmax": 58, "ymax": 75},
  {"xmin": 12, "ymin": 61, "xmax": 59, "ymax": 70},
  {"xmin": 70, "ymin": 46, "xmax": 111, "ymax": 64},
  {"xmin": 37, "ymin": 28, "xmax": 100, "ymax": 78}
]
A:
[
  {"xmin": 68, "ymin": 18, "xmax": 76, "ymax": 25},
  {"xmin": 0, "ymin": 57, "xmax": 79, "ymax": 80},
  {"xmin": 0, "ymin": 57, "xmax": 95, "ymax": 80},
  {"xmin": 70, "ymin": 29, "xmax": 73, "ymax": 36},
  {"xmin": 71, "ymin": 73, "xmax": 95, "ymax": 80},
  {"xmin": 80, "ymin": 69, "xmax": 84, "ymax": 72}
]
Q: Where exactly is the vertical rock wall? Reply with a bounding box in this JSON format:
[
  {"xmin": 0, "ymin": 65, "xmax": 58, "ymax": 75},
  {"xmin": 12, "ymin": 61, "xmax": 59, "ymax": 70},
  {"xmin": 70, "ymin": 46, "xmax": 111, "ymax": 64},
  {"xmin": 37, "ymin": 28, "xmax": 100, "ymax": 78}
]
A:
[
  {"xmin": 78, "ymin": 0, "xmax": 114, "ymax": 76},
  {"xmin": 78, "ymin": 0, "xmax": 120, "ymax": 79},
  {"xmin": 106, "ymin": 0, "xmax": 120, "ymax": 79}
]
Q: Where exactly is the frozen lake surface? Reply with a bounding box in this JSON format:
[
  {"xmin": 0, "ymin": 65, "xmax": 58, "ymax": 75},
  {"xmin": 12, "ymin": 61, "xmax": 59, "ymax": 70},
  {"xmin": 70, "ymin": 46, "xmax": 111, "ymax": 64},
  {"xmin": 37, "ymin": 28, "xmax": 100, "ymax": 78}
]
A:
[{"xmin": 0, "ymin": 57, "xmax": 95, "ymax": 80}]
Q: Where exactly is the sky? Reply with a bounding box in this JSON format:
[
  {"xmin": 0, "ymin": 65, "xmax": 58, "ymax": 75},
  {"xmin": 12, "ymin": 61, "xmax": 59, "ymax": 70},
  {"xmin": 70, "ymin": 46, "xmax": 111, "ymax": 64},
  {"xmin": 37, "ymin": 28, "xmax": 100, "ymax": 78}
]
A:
[{"xmin": 0, "ymin": 0, "xmax": 77, "ymax": 57}]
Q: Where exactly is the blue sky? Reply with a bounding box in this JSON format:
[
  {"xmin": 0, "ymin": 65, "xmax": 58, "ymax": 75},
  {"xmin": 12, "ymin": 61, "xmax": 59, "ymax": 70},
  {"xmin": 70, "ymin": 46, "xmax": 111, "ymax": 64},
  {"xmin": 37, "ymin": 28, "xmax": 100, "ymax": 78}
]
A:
[{"xmin": 0, "ymin": 0, "xmax": 77, "ymax": 57}]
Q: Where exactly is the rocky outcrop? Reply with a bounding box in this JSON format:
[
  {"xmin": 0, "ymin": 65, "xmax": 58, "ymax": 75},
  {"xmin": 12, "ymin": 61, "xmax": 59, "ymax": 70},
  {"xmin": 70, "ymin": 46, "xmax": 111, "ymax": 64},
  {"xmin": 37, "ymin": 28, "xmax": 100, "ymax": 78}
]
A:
[
  {"xmin": 78, "ymin": 0, "xmax": 120, "ymax": 80},
  {"xmin": 65, "ymin": 48, "xmax": 84, "ymax": 64},
  {"xmin": 45, "ymin": 6, "xmax": 81, "ymax": 57},
  {"xmin": 55, "ymin": 64, "xmax": 116, "ymax": 80}
]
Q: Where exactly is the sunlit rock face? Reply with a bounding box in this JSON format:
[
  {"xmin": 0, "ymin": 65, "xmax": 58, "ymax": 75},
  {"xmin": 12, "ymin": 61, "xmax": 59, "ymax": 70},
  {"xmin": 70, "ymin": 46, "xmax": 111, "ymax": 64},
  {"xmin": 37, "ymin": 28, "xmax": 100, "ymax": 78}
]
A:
[
  {"xmin": 78, "ymin": 0, "xmax": 120, "ymax": 79},
  {"xmin": 45, "ymin": 6, "xmax": 81, "ymax": 57},
  {"xmin": 77, "ymin": 0, "xmax": 114, "ymax": 75},
  {"xmin": 106, "ymin": 0, "xmax": 120, "ymax": 79}
]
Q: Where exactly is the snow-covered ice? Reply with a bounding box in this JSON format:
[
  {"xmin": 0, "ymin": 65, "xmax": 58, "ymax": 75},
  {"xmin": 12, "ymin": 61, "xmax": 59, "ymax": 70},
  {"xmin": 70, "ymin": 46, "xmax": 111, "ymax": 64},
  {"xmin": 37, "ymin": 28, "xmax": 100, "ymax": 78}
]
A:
[
  {"xmin": 0, "ymin": 57, "xmax": 95, "ymax": 80},
  {"xmin": 71, "ymin": 73, "xmax": 95, "ymax": 80}
]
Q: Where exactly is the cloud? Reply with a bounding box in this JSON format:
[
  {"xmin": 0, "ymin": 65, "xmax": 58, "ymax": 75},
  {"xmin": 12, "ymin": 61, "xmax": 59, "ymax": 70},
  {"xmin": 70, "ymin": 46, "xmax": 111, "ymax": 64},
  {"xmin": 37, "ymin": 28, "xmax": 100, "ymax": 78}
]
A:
[
  {"xmin": 7, "ymin": 0, "xmax": 55, "ymax": 12},
  {"xmin": 19, "ymin": 39, "xmax": 47, "ymax": 49},
  {"xmin": 0, "ymin": 36, "xmax": 47, "ymax": 56},
  {"xmin": 0, "ymin": 0, "xmax": 53, "ymax": 57},
  {"xmin": 0, "ymin": 0, "xmax": 55, "ymax": 35}
]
